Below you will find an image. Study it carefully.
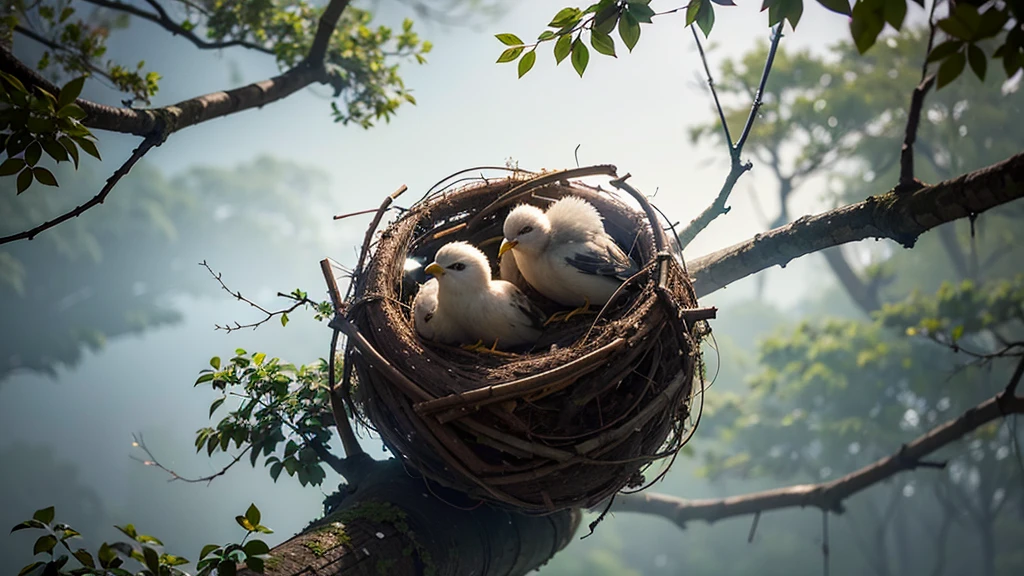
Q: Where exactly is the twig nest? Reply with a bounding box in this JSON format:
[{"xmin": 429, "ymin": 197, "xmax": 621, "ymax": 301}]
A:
[{"xmin": 341, "ymin": 166, "xmax": 709, "ymax": 512}]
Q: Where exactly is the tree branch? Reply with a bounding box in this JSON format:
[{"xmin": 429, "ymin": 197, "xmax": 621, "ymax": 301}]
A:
[
  {"xmin": 689, "ymin": 151, "xmax": 1024, "ymax": 298},
  {"xmin": 79, "ymin": 0, "xmax": 274, "ymax": 54},
  {"xmin": 609, "ymin": 389, "xmax": 1024, "ymax": 528},
  {"xmin": 307, "ymin": 0, "xmax": 353, "ymax": 63},
  {"xmin": 0, "ymin": 133, "xmax": 162, "ymax": 245},
  {"xmin": 675, "ymin": 23, "xmax": 783, "ymax": 251}
]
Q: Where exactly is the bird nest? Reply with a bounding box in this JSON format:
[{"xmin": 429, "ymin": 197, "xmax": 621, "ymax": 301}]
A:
[{"xmin": 335, "ymin": 165, "xmax": 712, "ymax": 513}]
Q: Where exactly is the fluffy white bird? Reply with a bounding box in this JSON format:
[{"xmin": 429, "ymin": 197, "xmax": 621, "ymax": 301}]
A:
[
  {"xmin": 499, "ymin": 196, "xmax": 638, "ymax": 311},
  {"xmin": 411, "ymin": 278, "xmax": 468, "ymax": 345},
  {"xmin": 423, "ymin": 241, "xmax": 545, "ymax": 351}
]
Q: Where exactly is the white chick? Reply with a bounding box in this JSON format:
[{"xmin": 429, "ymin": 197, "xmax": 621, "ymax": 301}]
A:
[
  {"xmin": 424, "ymin": 241, "xmax": 545, "ymax": 351},
  {"xmin": 411, "ymin": 277, "xmax": 468, "ymax": 345},
  {"xmin": 498, "ymin": 196, "xmax": 638, "ymax": 309}
]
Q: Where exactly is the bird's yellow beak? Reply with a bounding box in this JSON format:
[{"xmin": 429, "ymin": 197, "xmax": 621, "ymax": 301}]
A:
[
  {"xmin": 424, "ymin": 263, "xmax": 444, "ymax": 277},
  {"xmin": 498, "ymin": 239, "xmax": 518, "ymax": 258}
]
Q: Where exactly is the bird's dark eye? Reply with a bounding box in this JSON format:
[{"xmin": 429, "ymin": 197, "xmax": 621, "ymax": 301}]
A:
[
  {"xmin": 447, "ymin": 262, "xmax": 466, "ymax": 271},
  {"xmin": 518, "ymin": 225, "xmax": 533, "ymax": 235},
  {"xmin": 424, "ymin": 312, "xmax": 434, "ymax": 322}
]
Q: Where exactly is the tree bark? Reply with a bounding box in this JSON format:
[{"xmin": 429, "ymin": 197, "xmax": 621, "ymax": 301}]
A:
[
  {"xmin": 240, "ymin": 459, "xmax": 580, "ymax": 576},
  {"xmin": 689, "ymin": 151, "xmax": 1024, "ymax": 298}
]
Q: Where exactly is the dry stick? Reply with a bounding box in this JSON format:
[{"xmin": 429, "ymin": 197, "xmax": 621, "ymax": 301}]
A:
[
  {"xmin": 0, "ymin": 133, "xmax": 161, "ymax": 245},
  {"xmin": 689, "ymin": 150, "xmax": 1024, "ymax": 299},
  {"xmin": 198, "ymin": 260, "xmax": 313, "ymax": 332},
  {"xmin": 675, "ymin": 23, "xmax": 784, "ymax": 251},
  {"xmin": 351, "ymin": 184, "xmax": 409, "ymax": 286},
  {"xmin": 130, "ymin": 433, "xmax": 250, "ymax": 485},
  {"xmin": 609, "ymin": 387, "xmax": 1024, "ymax": 528},
  {"xmin": 320, "ymin": 259, "xmax": 365, "ymax": 460}
]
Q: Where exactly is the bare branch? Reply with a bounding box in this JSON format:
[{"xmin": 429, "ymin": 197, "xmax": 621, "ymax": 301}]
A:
[
  {"xmin": 79, "ymin": 0, "xmax": 274, "ymax": 54},
  {"xmin": 131, "ymin": 433, "xmax": 249, "ymax": 484},
  {"xmin": 676, "ymin": 23, "xmax": 783, "ymax": 250},
  {"xmin": 689, "ymin": 151, "xmax": 1024, "ymax": 298},
  {"xmin": 320, "ymin": 258, "xmax": 366, "ymax": 464},
  {"xmin": 0, "ymin": 133, "xmax": 162, "ymax": 245},
  {"xmin": 199, "ymin": 260, "xmax": 320, "ymax": 332},
  {"xmin": 610, "ymin": 389, "xmax": 1024, "ymax": 528},
  {"xmin": 307, "ymin": 0, "xmax": 353, "ymax": 63}
]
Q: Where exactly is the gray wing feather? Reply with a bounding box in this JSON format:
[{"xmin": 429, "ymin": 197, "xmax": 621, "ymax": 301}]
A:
[
  {"xmin": 564, "ymin": 235, "xmax": 638, "ymax": 280},
  {"xmin": 510, "ymin": 289, "xmax": 547, "ymax": 330}
]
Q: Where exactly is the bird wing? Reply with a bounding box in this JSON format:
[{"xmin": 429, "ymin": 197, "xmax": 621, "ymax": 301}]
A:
[
  {"xmin": 562, "ymin": 235, "xmax": 638, "ymax": 280},
  {"xmin": 507, "ymin": 285, "xmax": 547, "ymax": 330}
]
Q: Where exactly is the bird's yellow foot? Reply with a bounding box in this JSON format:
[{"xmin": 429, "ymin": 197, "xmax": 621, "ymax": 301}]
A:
[
  {"xmin": 543, "ymin": 298, "xmax": 594, "ymax": 325},
  {"xmin": 461, "ymin": 339, "xmax": 516, "ymax": 357}
]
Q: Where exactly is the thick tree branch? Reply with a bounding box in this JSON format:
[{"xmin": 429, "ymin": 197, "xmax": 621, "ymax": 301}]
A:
[
  {"xmin": 609, "ymin": 387, "xmax": 1024, "ymax": 528},
  {"xmin": 689, "ymin": 151, "xmax": 1024, "ymax": 298},
  {"xmin": 80, "ymin": 0, "xmax": 274, "ymax": 54},
  {"xmin": 676, "ymin": 23, "xmax": 783, "ymax": 251},
  {"xmin": 307, "ymin": 0, "xmax": 353, "ymax": 63}
]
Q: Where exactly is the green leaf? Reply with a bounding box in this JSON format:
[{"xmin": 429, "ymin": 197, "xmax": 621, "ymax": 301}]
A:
[
  {"xmin": 967, "ymin": 43, "xmax": 986, "ymax": 81},
  {"xmin": 57, "ymin": 76, "xmax": 86, "ymax": 109},
  {"xmin": 16, "ymin": 166, "xmax": 33, "ymax": 194},
  {"xmin": 686, "ymin": 0, "xmax": 703, "ymax": 26},
  {"xmin": 951, "ymin": 325, "xmax": 965, "ymax": 342},
  {"xmin": 210, "ymin": 356, "xmax": 221, "ymax": 369},
  {"xmin": 25, "ymin": 141, "xmax": 42, "ymax": 166},
  {"xmin": 253, "ymin": 352, "xmax": 266, "ymax": 366},
  {"xmin": 882, "ymin": 0, "xmax": 906, "ymax": 30},
  {"xmin": 784, "ymin": 0, "xmax": 804, "ymax": 30},
  {"xmin": 41, "ymin": 138, "xmax": 68, "ymax": 162},
  {"xmin": 549, "ymin": 7, "xmax": 582, "ymax": 28},
  {"xmin": 518, "ymin": 50, "xmax": 537, "ymax": 77},
  {"xmin": 496, "ymin": 47, "xmax": 523, "ymax": 63},
  {"xmin": 816, "ymin": 0, "xmax": 851, "ymax": 16},
  {"xmin": 627, "ymin": 1, "xmax": 656, "ymax": 23},
  {"xmin": 33, "ymin": 535, "xmax": 57, "ymax": 555},
  {"xmin": 590, "ymin": 31, "xmax": 616, "ymax": 57},
  {"xmin": 143, "ymin": 546, "xmax": 160, "ymax": 575},
  {"xmin": 538, "ymin": 30, "xmax": 556, "ymax": 41},
  {"xmin": 0, "ymin": 157, "xmax": 25, "ymax": 176},
  {"xmin": 56, "ymin": 103, "xmax": 86, "ymax": 120},
  {"xmin": 927, "ymin": 40, "xmax": 965, "ymax": 63},
  {"xmin": 136, "ymin": 534, "xmax": 163, "ymax": 546},
  {"xmin": 245, "ymin": 557, "xmax": 265, "ymax": 573},
  {"xmin": 850, "ymin": 3, "xmax": 884, "ymax": 53},
  {"xmin": 209, "ymin": 397, "xmax": 225, "ymax": 417},
  {"xmin": 554, "ymin": 34, "xmax": 572, "ymax": 64},
  {"xmin": 269, "ymin": 461, "xmax": 284, "ymax": 482},
  {"xmin": 937, "ymin": 17, "xmax": 972, "ymax": 41},
  {"xmin": 162, "ymin": 554, "xmax": 190, "ymax": 566},
  {"xmin": 1, "ymin": 71, "xmax": 28, "ymax": 94},
  {"xmin": 97, "ymin": 543, "xmax": 117, "ymax": 567},
  {"xmin": 195, "ymin": 372, "xmax": 215, "ymax": 386},
  {"xmin": 280, "ymin": 313, "xmax": 289, "ymax": 327},
  {"xmin": 235, "ymin": 515, "xmax": 256, "ymax": 532},
  {"xmin": 73, "ymin": 549, "xmax": 96, "ymax": 568},
  {"xmin": 32, "ymin": 167, "xmax": 58, "ymax": 187},
  {"xmin": 593, "ymin": 4, "xmax": 619, "ymax": 35},
  {"xmin": 58, "ymin": 136, "xmax": 79, "ymax": 168},
  {"xmin": 618, "ymin": 11, "xmax": 641, "ymax": 52},
  {"xmin": 11, "ymin": 520, "xmax": 47, "ymax": 533},
  {"xmin": 115, "ymin": 524, "xmax": 137, "ymax": 539},
  {"xmin": 243, "ymin": 540, "xmax": 270, "ymax": 556},
  {"xmin": 17, "ymin": 561, "xmax": 44, "ymax": 576},
  {"xmin": 245, "ymin": 503, "xmax": 261, "ymax": 527},
  {"xmin": 74, "ymin": 137, "xmax": 101, "ymax": 160},
  {"xmin": 571, "ymin": 38, "xmax": 590, "ymax": 77},
  {"xmin": 200, "ymin": 544, "xmax": 221, "ymax": 560},
  {"xmin": 495, "ymin": 33, "xmax": 523, "ymax": 46},
  {"xmin": 936, "ymin": 50, "xmax": 966, "ymax": 89},
  {"xmin": 696, "ymin": 1, "xmax": 716, "ymax": 38},
  {"xmin": 219, "ymin": 559, "xmax": 238, "ymax": 576}
]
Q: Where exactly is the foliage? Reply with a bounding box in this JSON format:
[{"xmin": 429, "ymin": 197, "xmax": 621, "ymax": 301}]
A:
[
  {"xmin": 11, "ymin": 504, "xmax": 271, "ymax": 576},
  {"xmin": 0, "ymin": 71, "xmax": 99, "ymax": 195},
  {"xmin": 193, "ymin": 349, "xmax": 338, "ymax": 487},
  {"xmin": 496, "ymin": 0, "xmax": 1024, "ymax": 84},
  {"xmin": 2, "ymin": 0, "xmax": 433, "ymax": 189}
]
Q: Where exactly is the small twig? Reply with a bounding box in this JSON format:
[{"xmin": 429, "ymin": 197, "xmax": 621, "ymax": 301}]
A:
[
  {"xmin": 131, "ymin": 433, "xmax": 248, "ymax": 485},
  {"xmin": 676, "ymin": 23, "xmax": 784, "ymax": 251},
  {"xmin": 350, "ymin": 184, "xmax": 409, "ymax": 294},
  {"xmin": 691, "ymin": 25, "xmax": 733, "ymax": 155},
  {"xmin": 1003, "ymin": 355, "xmax": 1024, "ymax": 400},
  {"xmin": 0, "ymin": 133, "xmax": 162, "ymax": 245},
  {"xmin": 747, "ymin": 511, "xmax": 761, "ymax": 543},
  {"xmin": 822, "ymin": 511, "xmax": 830, "ymax": 576},
  {"xmin": 897, "ymin": 0, "xmax": 940, "ymax": 192},
  {"xmin": 199, "ymin": 261, "xmax": 320, "ymax": 332}
]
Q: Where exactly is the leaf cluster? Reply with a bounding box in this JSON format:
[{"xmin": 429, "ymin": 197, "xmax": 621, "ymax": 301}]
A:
[
  {"xmin": 193, "ymin": 349, "xmax": 337, "ymax": 487},
  {"xmin": 0, "ymin": 72, "xmax": 99, "ymax": 193},
  {"xmin": 11, "ymin": 505, "xmax": 272, "ymax": 576}
]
